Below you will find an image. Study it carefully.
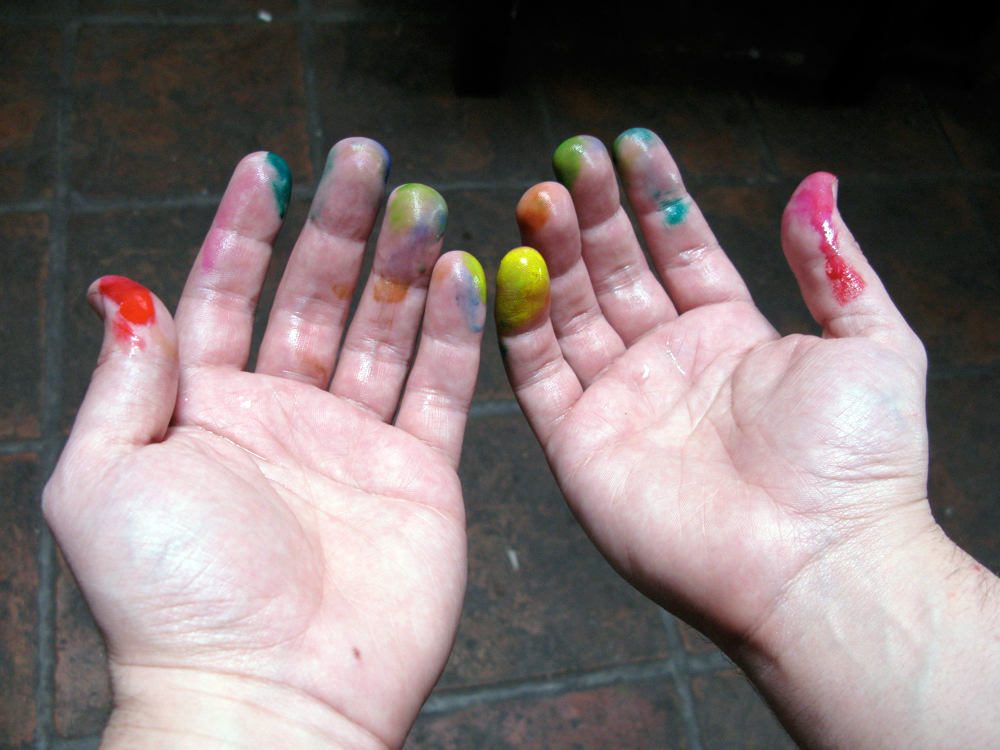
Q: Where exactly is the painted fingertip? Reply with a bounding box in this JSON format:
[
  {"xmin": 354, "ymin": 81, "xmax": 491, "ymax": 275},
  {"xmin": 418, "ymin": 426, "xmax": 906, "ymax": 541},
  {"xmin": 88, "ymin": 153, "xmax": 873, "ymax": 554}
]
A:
[
  {"xmin": 387, "ymin": 183, "xmax": 448, "ymax": 240},
  {"xmin": 456, "ymin": 252, "xmax": 487, "ymax": 332},
  {"xmin": 324, "ymin": 137, "xmax": 391, "ymax": 180},
  {"xmin": 552, "ymin": 135, "xmax": 603, "ymax": 190},
  {"xmin": 495, "ymin": 247, "xmax": 550, "ymax": 333},
  {"xmin": 516, "ymin": 184, "xmax": 558, "ymax": 234},
  {"xmin": 265, "ymin": 152, "xmax": 292, "ymax": 219},
  {"xmin": 788, "ymin": 172, "xmax": 865, "ymax": 306},
  {"xmin": 613, "ymin": 127, "xmax": 660, "ymax": 157},
  {"xmin": 91, "ymin": 276, "xmax": 156, "ymax": 351}
]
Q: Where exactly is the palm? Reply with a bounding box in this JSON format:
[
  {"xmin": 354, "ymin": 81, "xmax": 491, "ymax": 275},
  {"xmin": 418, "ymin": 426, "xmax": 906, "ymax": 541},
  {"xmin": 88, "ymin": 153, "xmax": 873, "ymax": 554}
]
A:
[
  {"xmin": 89, "ymin": 370, "xmax": 463, "ymax": 701},
  {"xmin": 547, "ymin": 302, "xmax": 927, "ymax": 640}
]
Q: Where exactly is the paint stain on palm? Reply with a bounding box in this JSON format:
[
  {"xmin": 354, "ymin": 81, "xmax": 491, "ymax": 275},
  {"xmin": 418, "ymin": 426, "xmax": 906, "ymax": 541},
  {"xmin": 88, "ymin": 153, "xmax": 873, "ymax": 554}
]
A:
[
  {"xmin": 495, "ymin": 247, "xmax": 549, "ymax": 332},
  {"xmin": 790, "ymin": 173, "xmax": 865, "ymax": 305},
  {"xmin": 456, "ymin": 253, "xmax": 487, "ymax": 332},
  {"xmin": 99, "ymin": 276, "xmax": 155, "ymax": 346},
  {"xmin": 266, "ymin": 152, "xmax": 292, "ymax": 219},
  {"xmin": 375, "ymin": 184, "xmax": 447, "ymax": 293}
]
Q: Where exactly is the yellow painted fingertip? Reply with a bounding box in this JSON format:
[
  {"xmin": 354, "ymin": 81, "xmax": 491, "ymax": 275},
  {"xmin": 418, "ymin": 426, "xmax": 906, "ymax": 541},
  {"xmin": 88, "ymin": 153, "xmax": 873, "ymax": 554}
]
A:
[{"xmin": 495, "ymin": 247, "xmax": 550, "ymax": 332}]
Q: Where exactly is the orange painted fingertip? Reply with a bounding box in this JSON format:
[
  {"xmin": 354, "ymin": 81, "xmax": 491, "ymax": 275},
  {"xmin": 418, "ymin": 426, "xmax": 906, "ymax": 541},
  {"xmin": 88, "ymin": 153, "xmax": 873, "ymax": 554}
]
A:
[{"xmin": 516, "ymin": 185, "xmax": 558, "ymax": 234}]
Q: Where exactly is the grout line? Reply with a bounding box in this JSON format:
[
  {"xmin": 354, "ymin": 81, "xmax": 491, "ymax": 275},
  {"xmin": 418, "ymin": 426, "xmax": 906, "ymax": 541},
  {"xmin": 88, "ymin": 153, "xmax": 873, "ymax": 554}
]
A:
[
  {"xmin": 298, "ymin": 0, "xmax": 326, "ymax": 183},
  {"xmin": 0, "ymin": 439, "xmax": 48, "ymax": 455},
  {"xmin": 468, "ymin": 399, "xmax": 522, "ymax": 418},
  {"xmin": 51, "ymin": 737, "xmax": 100, "ymax": 750},
  {"xmin": 659, "ymin": 609, "xmax": 706, "ymax": 750},
  {"xmin": 34, "ymin": 10, "xmax": 81, "ymax": 748}
]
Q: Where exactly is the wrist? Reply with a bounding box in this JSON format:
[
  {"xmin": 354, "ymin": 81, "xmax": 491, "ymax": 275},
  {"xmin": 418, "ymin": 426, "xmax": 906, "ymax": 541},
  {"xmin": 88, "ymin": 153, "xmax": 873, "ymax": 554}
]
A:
[
  {"xmin": 102, "ymin": 664, "xmax": 390, "ymax": 750},
  {"xmin": 733, "ymin": 514, "xmax": 1000, "ymax": 748}
]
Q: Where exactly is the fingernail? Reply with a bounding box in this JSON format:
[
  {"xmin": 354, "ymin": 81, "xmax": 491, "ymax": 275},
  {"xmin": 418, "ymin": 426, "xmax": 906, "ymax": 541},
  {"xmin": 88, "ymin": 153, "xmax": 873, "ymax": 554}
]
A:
[
  {"xmin": 495, "ymin": 247, "xmax": 550, "ymax": 332},
  {"xmin": 265, "ymin": 152, "xmax": 292, "ymax": 219},
  {"xmin": 552, "ymin": 135, "xmax": 602, "ymax": 190}
]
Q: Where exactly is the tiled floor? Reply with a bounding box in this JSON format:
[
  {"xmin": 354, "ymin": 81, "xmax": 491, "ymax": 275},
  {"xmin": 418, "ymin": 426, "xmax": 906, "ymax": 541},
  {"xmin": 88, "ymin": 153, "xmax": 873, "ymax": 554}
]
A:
[{"xmin": 2, "ymin": 2, "xmax": 999, "ymax": 748}]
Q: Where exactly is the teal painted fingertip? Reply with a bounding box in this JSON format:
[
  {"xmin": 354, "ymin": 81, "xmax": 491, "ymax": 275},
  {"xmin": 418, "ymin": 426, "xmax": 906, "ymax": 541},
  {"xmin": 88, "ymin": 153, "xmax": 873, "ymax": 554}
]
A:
[
  {"xmin": 659, "ymin": 196, "xmax": 690, "ymax": 226},
  {"xmin": 615, "ymin": 127, "xmax": 656, "ymax": 149},
  {"xmin": 266, "ymin": 152, "xmax": 292, "ymax": 218},
  {"xmin": 552, "ymin": 136, "xmax": 593, "ymax": 190}
]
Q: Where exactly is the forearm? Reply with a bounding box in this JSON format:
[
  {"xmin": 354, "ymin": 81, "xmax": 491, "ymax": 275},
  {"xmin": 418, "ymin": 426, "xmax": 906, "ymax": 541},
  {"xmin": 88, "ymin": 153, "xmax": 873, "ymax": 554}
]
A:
[
  {"xmin": 102, "ymin": 665, "xmax": 390, "ymax": 750},
  {"xmin": 736, "ymin": 523, "xmax": 1000, "ymax": 750}
]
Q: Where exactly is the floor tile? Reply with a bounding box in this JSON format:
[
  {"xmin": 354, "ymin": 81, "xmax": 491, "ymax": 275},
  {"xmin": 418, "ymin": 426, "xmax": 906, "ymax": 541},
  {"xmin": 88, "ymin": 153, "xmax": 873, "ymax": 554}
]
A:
[
  {"xmin": 927, "ymin": 372, "xmax": 1000, "ymax": 573},
  {"xmin": 0, "ymin": 213, "xmax": 48, "ymax": 440},
  {"xmin": 441, "ymin": 414, "xmax": 670, "ymax": 689},
  {"xmin": 925, "ymin": 81, "xmax": 1000, "ymax": 173},
  {"xmin": 407, "ymin": 680, "xmax": 689, "ymax": 750},
  {"xmin": 313, "ymin": 20, "xmax": 551, "ymax": 187},
  {"xmin": 754, "ymin": 76, "xmax": 958, "ymax": 177},
  {"xmin": 54, "ymin": 553, "xmax": 110, "ymax": 738},
  {"xmin": 692, "ymin": 669, "xmax": 798, "ymax": 749},
  {"xmin": 838, "ymin": 180, "xmax": 1000, "ymax": 368},
  {"xmin": 0, "ymin": 26, "xmax": 61, "ymax": 202},
  {"xmin": 71, "ymin": 23, "xmax": 310, "ymax": 198},
  {"xmin": 0, "ymin": 453, "xmax": 42, "ymax": 748}
]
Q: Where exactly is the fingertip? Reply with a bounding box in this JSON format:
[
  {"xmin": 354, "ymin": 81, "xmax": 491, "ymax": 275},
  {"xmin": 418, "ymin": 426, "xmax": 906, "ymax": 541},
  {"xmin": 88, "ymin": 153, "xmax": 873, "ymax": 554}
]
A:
[
  {"xmin": 516, "ymin": 182, "xmax": 565, "ymax": 236},
  {"xmin": 264, "ymin": 152, "xmax": 292, "ymax": 219},
  {"xmin": 552, "ymin": 135, "xmax": 605, "ymax": 190},
  {"xmin": 432, "ymin": 250, "xmax": 487, "ymax": 333},
  {"xmin": 324, "ymin": 137, "xmax": 391, "ymax": 183},
  {"xmin": 495, "ymin": 247, "xmax": 550, "ymax": 334}
]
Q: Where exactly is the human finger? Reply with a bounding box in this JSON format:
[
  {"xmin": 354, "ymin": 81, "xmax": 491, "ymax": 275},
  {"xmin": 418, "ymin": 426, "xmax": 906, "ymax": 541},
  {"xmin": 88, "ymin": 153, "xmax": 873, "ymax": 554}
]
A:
[
  {"xmin": 495, "ymin": 247, "xmax": 583, "ymax": 447},
  {"xmin": 516, "ymin": 182, "xmax": 626, "ymax": 386},
  {"xmin": 781, "ymin": 172, "xmax": 924, "ymax": 361},
  {"xmin": 174, "ymin": 152, "xmax": 291, "ymax": 371},
  {"xmin": 613, "ymin": 127, "xmax": 754, "ymax": 311},
  {"xmin": 552, "ymin": 135, "xmax": 676, "ymax": 342},
  {"xmin": 255, "ymin": 138, "xmax": 389, "ymax": 386},
  {"xmin": 330, "ymin": 184, "xmax": 447, "ymax": 420},
  {"xmin": 395, "ymin": 251, "xmax": 487, "ymax": 469}
]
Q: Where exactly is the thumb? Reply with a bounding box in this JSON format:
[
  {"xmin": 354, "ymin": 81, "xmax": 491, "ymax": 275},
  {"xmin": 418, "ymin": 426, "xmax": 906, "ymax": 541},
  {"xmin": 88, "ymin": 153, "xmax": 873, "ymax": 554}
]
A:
[{"xmin": 69, "ymin": 275, "xmax": 179, "ymax": 454}]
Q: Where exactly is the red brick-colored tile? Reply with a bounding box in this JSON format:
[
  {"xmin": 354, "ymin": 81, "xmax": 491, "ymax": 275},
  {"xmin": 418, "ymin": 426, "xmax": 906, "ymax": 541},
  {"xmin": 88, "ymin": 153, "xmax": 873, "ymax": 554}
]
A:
[
  {"xmin": 0, "ymin": 213, "xmax": 47, "ymax": 440},
  {"xmin": 71, "ymin": 24, "xmax": 310, "ymax": 198},
  {"xmin": 692, "ymin": 670, "xmax": 797, "ymax": 749},
  {"xmin": 0, "ymin": 453, "xmax": 41, "ymax": 747},
  {"xmin": 407, "ymin": 681, "xmax": 689, "ymax": 750},
  {"xmin": 926, "ymin": 82, "xmax": 1000, "ymax": 173},
  {"xmin": 442, "ymin": 414, "xmax": 670, "ymax": 689},
  {"xmin": 54, "ymin": 553, "xmax": 111, "ymax": 738},
  {"xmin": 0, "ymin": 26, "xmax": 60, "ymax": 202}
]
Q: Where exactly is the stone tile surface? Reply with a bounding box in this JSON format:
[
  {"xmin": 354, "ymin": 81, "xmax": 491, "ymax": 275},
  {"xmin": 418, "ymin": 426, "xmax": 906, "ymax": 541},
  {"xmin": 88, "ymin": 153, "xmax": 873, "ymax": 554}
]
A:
[
  {"xmin": 442, "ymin": 414, "xmax": 670, "ymax": 688},
  {"xmin": 0, "ymin": 26, "xmax": 60, "ymax": 202},
  {"xmin": 0, "ymin": 454, "xmax": 41, "ymax": 748},
  {"xmin": 692, "ymin": 669, "xmax": 798, "ymax": 749},
  {"xmin": 407, "ymin": 680, "xmax": 689, "ymax": 750},
  {"xmin": 0, "ymin": 213, "xmax": 48, "ymax": 440},
  {"xmin": 71, "ymin": 23, "xmax": 310, "ymax": 198}
]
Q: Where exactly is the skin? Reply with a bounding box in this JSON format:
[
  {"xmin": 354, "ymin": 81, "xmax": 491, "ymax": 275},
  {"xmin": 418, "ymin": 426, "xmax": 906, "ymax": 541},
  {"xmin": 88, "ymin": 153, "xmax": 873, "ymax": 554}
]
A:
[
  {"xmin": 503, "ymin": 129, "xmax": 1000, "ymax": 749},
  {"xmin": 494, "ymin": 246, "xmax": 550, "ymax": 332},
  {"xmin": 44, "ymin": 140, "xmax": 485, "ymax": 750}
]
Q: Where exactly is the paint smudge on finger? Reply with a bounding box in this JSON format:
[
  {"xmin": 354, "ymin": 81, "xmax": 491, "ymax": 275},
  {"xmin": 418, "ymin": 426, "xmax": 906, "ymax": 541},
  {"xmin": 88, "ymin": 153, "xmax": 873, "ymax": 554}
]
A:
[
  {"xmin": 98, "ymin": 276, "xmax": 155, "ymax": 348},
  {"xmin": 455, "ymin": 252, "xmax": 487, "ymax": 332},
  {"xmin": 516, "ymin": 185, "xmax": 557, "ymax": 234},
  {"xmin": 265, "ymin": 152, "xmax": 292, "ymax": 219},
  {"xmin": 495, "ymin": 247, "xmax": 549, "ymax": 332},
  {"xmin": 658, "ymin": 195, "xmax": 690, "ymax": 226},
  {"xmin": 552, "ymin": 135, "xmax": 602, "ymax": 190},
  {"xmin": 790, "ymin": 173, "xmax": 865, "ymax": 305},
  {"xmin": 374, "ymin": 184, "xmax": 448, "ymax": 300}
]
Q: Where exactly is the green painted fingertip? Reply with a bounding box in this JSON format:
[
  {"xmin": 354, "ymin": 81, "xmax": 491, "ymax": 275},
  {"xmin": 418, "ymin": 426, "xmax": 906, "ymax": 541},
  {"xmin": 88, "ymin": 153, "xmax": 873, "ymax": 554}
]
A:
[{"xmin": 552, "ymin": 136, "xmax": 592, "ymax": 190}]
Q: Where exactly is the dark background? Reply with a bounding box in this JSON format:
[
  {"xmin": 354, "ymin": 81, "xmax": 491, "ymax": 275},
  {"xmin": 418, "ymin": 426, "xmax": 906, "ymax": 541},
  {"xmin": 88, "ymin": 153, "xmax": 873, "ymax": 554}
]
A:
[{"xmin": 1, "ymin": 0, "xmax": 998, "ymax": 747}]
